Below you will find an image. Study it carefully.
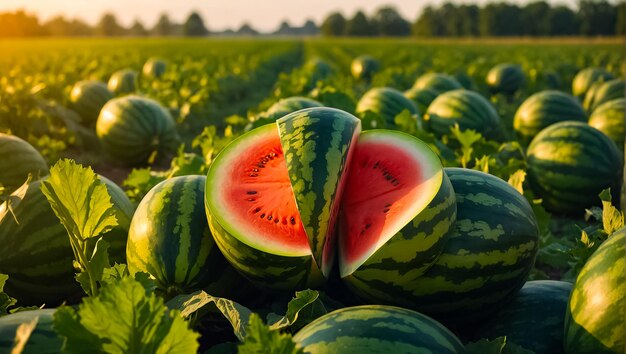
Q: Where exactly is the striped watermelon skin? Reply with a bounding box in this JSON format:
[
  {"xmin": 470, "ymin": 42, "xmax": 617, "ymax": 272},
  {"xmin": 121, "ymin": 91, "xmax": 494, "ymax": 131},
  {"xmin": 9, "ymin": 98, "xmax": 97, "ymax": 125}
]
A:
[
  {"xmin": 96, "ymin": 95, "xmax": 180, "ymax": 165},
  {"xmin": 277, "ymin": 108, "xmax": 361, "ymax": 276},
  {"xmin": 342, "ymin": 174, "xmax": 456, "ymax": 306},
  {"xmin": 425, "ymin": 89, "xmax": 501, "ymax": 138},
  {"xmin": 403, "ymin": 168, "xmax": 538, "ymax": 324},
  {"xmin": 266, "ymin": 97, "xmax": 324, "ymax": 120},
  {"xmin": 473, "ymin": 280, "xmax": 573, "ymax": 354},
  {"xmin": 142, "ymin": 58, "xmax": 167, "ymax": 78},
  {"xmin": 356, "ymin": 87, "xmax": 419, "ymax": 127},
  {"xmin": 108, "ymin": 69, "xmax": 138, "ymax": 95},
  {"xmin": 564, "ymin": 227, "xmax": 626, "ymax": 354},
  {"xmin": 127, "ymin": 175, "xmax": 231, "ymax": 296},
  {"xmin": 0, "ymin": 309, "xmax": 61, "ymax": 354},
  {"xmin": 513, "ymin": 90, "xmax": 587, "ymax": 143},
  {"xmin": 293, "ymin": 305, "xmax": 465, "ymax": 354},
  {"xmin": 486, "ymin": 63, "xmax": 525, "ymax": 95},
  {"xmin": 0, "ymin": 133, "xmax": 48, "ymax": 191},
  {"xmin": 413, "ymin": 73, "xmax": 462, "ymax": 93},
  {"xmin": 572, "ymin": 67, "xmax": 614, "ymax": 99},
  {"xmin": 69, "ymin": 80, "xmax": 114, "ymax": 125},
  {"xmin": 588, "ymin": 98, "xmax": 625, "ymax": 149},
  {"xmin": 527, "ymin": 121, "xmax": 623, "ymax": 214},
  {"xmin": 583, "ymin": 79, "xmax": 625, "ymax": 113},
  {"xmin": 404, "ymin": 87, "xmax": 438, "ymax": 114},
  {"xmin": 0, "ymin": 177, "xmax": 133, "ymax": 306},
  {"xmin": 351, "ymin": 55, "xmax": 380, "ymax": 81}
]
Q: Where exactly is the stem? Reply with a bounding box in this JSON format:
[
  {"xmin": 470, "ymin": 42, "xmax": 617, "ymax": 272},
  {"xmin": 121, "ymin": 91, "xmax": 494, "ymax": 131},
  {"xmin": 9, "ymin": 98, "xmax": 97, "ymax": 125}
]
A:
[{"xmin": 74, "ymin": 237, "xmax": 99, "ymax": 297}]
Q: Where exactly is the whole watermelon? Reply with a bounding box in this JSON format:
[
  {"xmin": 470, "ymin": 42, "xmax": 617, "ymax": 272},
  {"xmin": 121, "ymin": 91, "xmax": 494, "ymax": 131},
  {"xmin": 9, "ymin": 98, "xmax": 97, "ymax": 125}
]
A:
[
  {"xmin": 473, "ymin": 280, "xmax": 573, "ymax": 354},
  {"xmin": 142, "ymin": 58, "xmax": 167, "ymax": 78},
  {"xmin": 513, "ymin": 90, "xmax": 587, "ymax": 143},
  {"xmin": 0, "ymin": 133, "xmax": 48, "ymax": 191},
  {"xmin": 356, "ymin": 87, "xmax": 419, "ymax": 127},
  {"xmin": 351, "ymin": 55, "xmax": 380, "ymax": 81},
  {"xmin": 527, "ymin": 121, "xmax": 623, "ymax": 214},
  {"xmin": 404, "ymin": 87, "xmax": 438, "ymax": 114},
  {"xmin": 583, "ymin": 79, "xmax": 625, "ymax": 113},
  {"xmin": 588, "ymin": 98, "xmax": 625, "ymax": 149},
  {"xmin": 96, "ymin": 95, "xmax": 179, "ymax": 165},
  {"xmin": 108, "ymin": 69, "xmax": 138, "ymax": 95},
  {"xmin": 564, "ymin": 227, "xmax": 625, "ymax": 353},
  {"xmin": 424, "ymin": 89, "xmax": 501, "ymax": 138},
  {"xmin": 572, "ymin": 67, "xmax": 614, "ymax": 99},
  {"xmin": 405, "ymin": 168, "xmax": 539, "ymax": 324},
  {"xmin": 412, "ymin": 73, "xmax": 462, "ymax": 93},
  {"xmin": 0, "ymin": 309, "xmax": 62, "ymax": 353},
  {"xmin": 265, "ymin": 97, "xmax": 324, "ymax": 121},
  {"xmin": 486, "ymin": 63, "xmax": 525, "ymax": 95},
  {"xmin": 293, "ymin": 306, "xmax": 465, "ymax": 354},
  {"xmin": 69, "ymin": 80, "xmax": 114, "ymax": 125},
  {"xmin": 0, "ymin": 177, "xmax": 133, "ymax": 306},
  {"xmin": 304, "ymin": 58, "xmax": 334, "ymax": 82}
]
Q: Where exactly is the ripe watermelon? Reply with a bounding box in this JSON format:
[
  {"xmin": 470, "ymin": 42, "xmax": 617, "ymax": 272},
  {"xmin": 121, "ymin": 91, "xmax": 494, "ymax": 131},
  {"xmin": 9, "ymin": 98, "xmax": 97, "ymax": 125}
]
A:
[
  {"xmin": 339, "ymin": 130, "xmax": 456, "ymax": 306},
  {"xmin": 513, "ymin": 90, "xmax": 586, "ymax": 143},
  {"xmin": 413, "ymin": 73, "xmax": 462, "ymax": 93},
  {"xmin": 588, "ymin": 98, "xmax": 625, "ymax": 149},
  {"xmin": 142, "ymin": 58, "xmax": 167, "ymax": 78},
  {"xmin": 572, "ymin": 67, "xmax": 614, "ymax": 99},
  {"xmin": 473, "ymin": 280, "xmax": 573, "ymax": 354},
  {"xmin": 403, "ymin": 168, "xmax": 538, "ymax": 324},
  {"xmin": 564, "ymin": 227, "xmax": 625, "ymax": 353},
  {"xmin": 486, "ymin": 63, "xmax": 525, "ymax": 95},
  {"xmin": 304, "ymin": 58, "xmax": 334, "ymax": 82},
  {"xmin": 424, "ymin": 89, "xmax": 501, "ymax": 138},
  {"xmin": 108, "ymin": 69, "xmax": 138, "ymax": 95},
  {"xmin": 0, "ymin": 309, "xmax": 62, "ymax": 353},
  {"xmin": 265, "ymin": 97, "xmax": 324, "ymax": 121},
  {"xmin": 293, "ymin": 305, "xmax": 465, "ymax": 354},
  {"xmin": 0, "ymin": 177, "xmax": 133, "ymax": 305},
  {"xmin": 356, "ymin": 87, "xmax": 419, "ymax": 127},
  {"xmin": 351, "ymin": 55, "xmax": 380, "ymax": 81},
  {"xmin": 96, "ymin": 95, "xmax": 180, "ymax": 165},
  {"xmin": 527, "ymin": 121, "xmax": 623, "ymax": 214},
  {"xmin": 404, "ymin": 87, "xmax": 438, "ymax": 114},
  {"xmin": 583, "ymin": 79, "xmax": 625, "ymax": 113},
  {"xmin": 0, "ymin": 133, "xmax": 48, "ymax": 191},
  {"xmin": 69, "ymin": 80, "xmax": 114, "ymax": 125}
]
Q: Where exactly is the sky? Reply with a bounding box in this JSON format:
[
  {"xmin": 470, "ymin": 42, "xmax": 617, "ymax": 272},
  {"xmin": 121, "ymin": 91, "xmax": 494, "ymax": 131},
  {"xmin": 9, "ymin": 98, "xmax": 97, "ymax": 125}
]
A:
[{"xmin": 0, "ymin": 0, "xmax": 579, "ymax": 32}]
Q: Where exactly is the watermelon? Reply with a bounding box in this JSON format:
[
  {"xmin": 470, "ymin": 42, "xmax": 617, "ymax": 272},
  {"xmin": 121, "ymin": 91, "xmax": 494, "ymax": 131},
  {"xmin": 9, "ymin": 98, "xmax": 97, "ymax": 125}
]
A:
[
  {"xmin": 0, "ymin": 133, "xmax": 47, "ymax": 191},
  {"xmin": 127, "ymin": 175, "xmax": 234, "ymax": 297},
  {"xmin": 351, "ymin": 55, "xmax": 380, "ymax": 81},
  {"xmin": 356, "ymin": 87, "xmax": 419, "ymax": 127},
  {"xmin": 0, "ymin": 309, "xmax": 61, "ymax": 353},
  {"xmin": 108, "ymin": 69, "xmax": 138, "ymax": 95},
  {"xmin": 340, "ymin": 130, "xmax": 456, "ymax": 306},
  {"xmin": 142, "ymin": 57, "xmax": 167, "ymax": 78},
  {"xmin": 588, "ymin": 98, "xmax": 625, "ymax": 149},
  {"xmin": 572, "ymin": 67, "xmax": 614, "ymax": 99},
  {"xmin": 527, "ymin": 121, "xmax": 623, "ymax": 214},
  {"xmin": 486, "ymin": 63, "xmax": 525, "ymax": 95},
  {"xmin": 473, "ymin": 280, "xmax": 573, "ymax": 354},
  {"xmin": 413, "ymin": 73, "xmax": 462, "ymax": 93},
  {"xmin": 304, "ymin": 58, "xmax": 334, "ymax": 82},
  {"xmin": 564, "ymin": 227, "xmax": 626, "ymax": 353},
  {"xmin": 400, "ymin": 168, "xmax": 538, "ymax": 324},
  {"xmin": 96, "ymin": 95, "xmax": 180, "ymax": 165},
  {"xmin": 69, "ymin": 80, "xmax": 114, "ymax": 125},
  {"xmin": 403, "ymin": 87, "xmax": 438, "ymax": 114},
  {"xmin": 424, "ymin": 89, "xmax": 501, "ymax": 138},
  {"xmin": 0, "ymin": 177, "xmax": 133, "ymax": 305},
  {"xmin": 583, "ymin": 79, "xmax": 625, "ymax": 113},
  {"xmin": 293, "ymin": 305, "xmax": 465, "ymax": 354},
  {"xmin": 265, "ymin": 97, "xmax": 324, "ymax": 121},
  {"xmin": 513, "ymin": 90, "xmax": 587, "ymax": 143}
]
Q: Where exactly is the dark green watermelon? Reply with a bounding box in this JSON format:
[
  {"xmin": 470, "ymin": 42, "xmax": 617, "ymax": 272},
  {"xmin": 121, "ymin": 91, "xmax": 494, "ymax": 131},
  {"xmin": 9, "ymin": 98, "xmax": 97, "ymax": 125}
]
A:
[
  {"xmin": 0, "ymin": 309, "xmax": 62, "ymax": 353},
  {"xmin": 486, "ymin": 63, "xmax": 525, "ymax": 95},
  {"xmin": 142, "ymin": 58, "xmax": 167, "ymax": 78},
  {"xmin": 351, "ymin": 55, "xmax": 380, "ymax": 81},
  {"xmin": 108, "ymin": 69, "xmax": 138, "ymax": 95},
  {"xmin": 413, "ymin": 73, "xmax": 462, "ymax": 93},
  {"xmin": 588, "ymin": 98, "xmax": 625, "ymax": 149},
  {"xmin": 583, "ymin": 79, "xmax": 625, "ymax": 113},
  {"xmin": 69, "ymin": 80, "xmax": 114, "ymax": 124},
  {"xmin": 404, "ymin": 87, "xmax": 438, "ymax": 114},
  {"xmin": 356, "ymin": 87, "xmax": 419, "ymax": 128},
  {"xmin": 0, "ymin": 133, "xmax": 48, "ymax": 192},
  {"xmin": 265, "ymin": 97, "xmax": 324, "ymax": 120},
  {"xmin": 572, "ymin": 67, "xmax": 614, "ymax": 99}
]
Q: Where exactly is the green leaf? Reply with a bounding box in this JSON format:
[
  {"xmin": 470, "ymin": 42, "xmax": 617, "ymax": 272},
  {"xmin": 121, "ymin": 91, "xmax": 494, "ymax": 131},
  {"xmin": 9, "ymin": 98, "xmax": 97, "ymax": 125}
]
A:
[
  {"xmin": 507, "ymin": 170, "xmax": 526, "ymax": 195},
  {"xmin": 10, "ymin": 315, "xmax": 39, "ymax": 354},
  {"xmin": 237, "ymin": 314, "xmax": 303, "ymax": 354},
  {"xmin": 359, "ymin": 110, "xmax": 386, "ymax": 130},
  {"xmin": 598, "ymin": 188, "xmax": 624, "ymax": 235},
  {"xmin": 393, "ymin": 109, "xmax": 417, "ymax": 135},
  {"xmin": 53, "ymin": 276, "xmax": 199, "ymax": 354},
  {"xmin": 0, "ymin": 273, "xmax": 17, "ymax": 316},
  {"xmin": 0, "ymin": 176, "xmax": 31, "ymax": 224},
  {"xmin": 122, "ymin": 167, "xmax": 166, "ymax": 202},
  {"xmin": 267, "ymin": 290, "xmax": 326, "ymax": 332}
]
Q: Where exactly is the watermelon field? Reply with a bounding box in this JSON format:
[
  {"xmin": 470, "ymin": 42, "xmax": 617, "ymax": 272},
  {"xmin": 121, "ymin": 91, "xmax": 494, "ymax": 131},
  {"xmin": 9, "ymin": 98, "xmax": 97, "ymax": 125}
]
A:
[{"xmin": 0, "ymin": 37, "xmax": 624, "ymax": 353}]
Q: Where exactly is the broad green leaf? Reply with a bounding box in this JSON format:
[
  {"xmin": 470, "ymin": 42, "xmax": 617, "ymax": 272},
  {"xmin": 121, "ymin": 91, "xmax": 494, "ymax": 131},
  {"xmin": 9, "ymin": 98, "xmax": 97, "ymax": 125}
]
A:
[
  {"xmin": 237, "ymin": 314, "xmax": 303, "ymax": 354},
  {"xmin": 0, "ymin": 274, "xmax": 17, "ymax": 316},
  {"xmin": 10, "ymin": 316, "xmax": 39, "ymax": 354},
  {"xmin": 393, "ymin": 109, "xmax": 417, "ymax": 135},
  {"xmin": 599, "ymin": 189, "xmax": 624, "ymax": 235},
  {"xmin": 0, "ymin": 176, "xmax": 31, "ymax": 224},
  {"xmin": 507, "ymin": 170, "xmax": 526, "ymax": 195},
  {"xmin": 359, "ymin": 110, "xmax": 386, "ymax": 130},
  {"xmin": 267, "ymin": 290, "xmax": 326, "ymax": 332}
]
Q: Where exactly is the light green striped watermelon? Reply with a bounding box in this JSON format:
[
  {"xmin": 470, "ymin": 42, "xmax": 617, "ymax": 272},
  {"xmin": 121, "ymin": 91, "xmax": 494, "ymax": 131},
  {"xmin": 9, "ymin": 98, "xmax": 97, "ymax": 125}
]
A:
[
  {"xmin": 293, "ymin": 305, "xmax": 465, "ymax": 354},
  {"xmin": 486, "ymin": 63, "xmax": 525, "ymax": 95},
  {"xmin": 513, "ymin": 90, "xmax": 587, "ymax": 143},
  {"xmin": 96, "ymin": 95, "xmax": 180, "ymax": 165},
  {"xmin": 340, "ymin": 130, "xmax": 456, "ymax": 307},
  {"xmin": 127, "ymin": 175, "xmax": 234, "ymax": 297},
  {"xmin": 564, "ymin": 227, "xmax": 625, "ymax": 353},
  {"xmin": 583, "ymin": 79, "xmax": 625, "ymax": 113},
  {"xmin": 413, "ymin": 73, "xmax": 462, "ymax": 93},
  {"xmin": 473, "ymin": 280, "xmax": 573, "ymax": 354},
  {"xmin": 527, "ymin": 121, "xmax": 623, "ymax": 214},
  {"xmin": 0, "ymin": 133, "xmax": 47, "ymax": 191},
  {"xmin": 404, "ymin": 87, "xmax": 439, "ymax": 114},
  {"xmin": 142, "ymin": 58, "xmax": 167, "ymax": 78},
  {"xmin": 356, "ymin": 87, "xmax": 419, "ymax": 128},
  {"xmin": 588, "ymin": 98, "xmax": 625, "ymax": 149},
  {"xmin": 403, "ymin": 168, "xmax": 538, "ymax": 324},
  {"xmin": 69, "ymin": 80, "xmax": 114, "ymax": 125},
  {"xmin": 0, "ymin": 177, "xmax": 133, "ymax": 306},
  {"xmin": 424, "ymin": 89, "xmax": 501, "ymax": 139},
  {"xmin": 351, "ymin": 55, "xmax": 380, "ymax": 81},
  {"xmin": 0, "ymin": 309, "xmax": 62, "ymax": 353},
  {"xmin": 265, "ymin": 97, "xmax": 324, "ymax": 121},
  {"xmin": 108, "ymin": 69, "xmax": 138, "ymax": 95},
  {"xmin": 277, "ymin": 108, "xmax": 361, "ymax": 276},
  {"xmin": 572, "ymin": 67, "xmax": 614, "ymax": 99}
]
